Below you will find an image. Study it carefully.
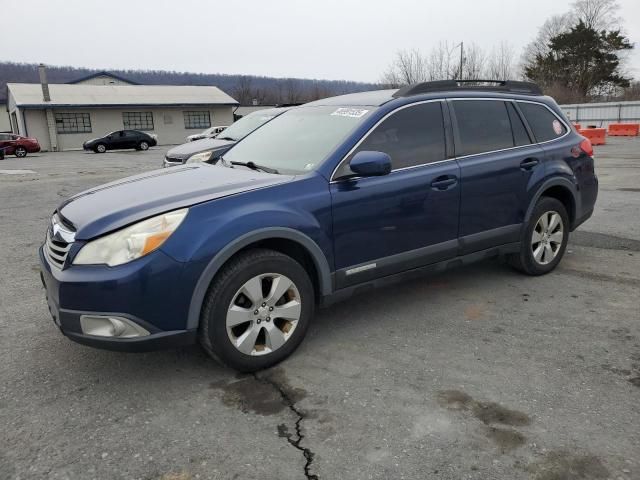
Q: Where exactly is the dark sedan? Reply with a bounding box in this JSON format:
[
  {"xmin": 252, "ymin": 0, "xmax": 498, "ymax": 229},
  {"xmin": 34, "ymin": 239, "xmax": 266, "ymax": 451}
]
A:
[
  {"xmin": 163, "ymin": 108, "xmax": 288, "ymax": 167},
  {"xmin": 83, "ymin": 130, "xmax": 157, "ymax": 153}
]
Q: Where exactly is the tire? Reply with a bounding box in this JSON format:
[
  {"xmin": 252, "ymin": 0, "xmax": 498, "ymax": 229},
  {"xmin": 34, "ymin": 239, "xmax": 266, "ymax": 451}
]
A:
[
  {"xmin": 199, "ymin": 248, "xmax": 315, "ymax": 372},
  {"xmin": 94, "ymin": 144, "xmax": 107, "ymax": 153},
  {"xmin": 138, "ymin": 141, "xmax": 149, "ymax": 151},
  {"xmin": 509, "ymin": 197, "xmax": 569, "ymax": 275},
  {"xmin": 14, "ymin": 146, "xmax": 27, "ymax": 158}
]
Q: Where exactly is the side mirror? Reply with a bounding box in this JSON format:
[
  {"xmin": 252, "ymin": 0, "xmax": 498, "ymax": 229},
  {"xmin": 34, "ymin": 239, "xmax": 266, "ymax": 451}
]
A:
[{"xmin": 349, "ymin": 151, "xmax": 392, "ymax": 177}]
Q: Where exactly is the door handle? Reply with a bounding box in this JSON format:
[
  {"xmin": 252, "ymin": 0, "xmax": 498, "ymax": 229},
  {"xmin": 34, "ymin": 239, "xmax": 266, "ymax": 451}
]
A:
[
  {"xmin": 520, "ymin": 158, "xmax": 539, "ymax": 170},
  {"xmin": 431, "ymin": 175, "xmax": 458, "ymax": 190}
]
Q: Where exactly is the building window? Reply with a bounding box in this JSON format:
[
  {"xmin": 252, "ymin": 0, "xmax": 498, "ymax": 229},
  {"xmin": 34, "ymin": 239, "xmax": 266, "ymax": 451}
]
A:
[
  {"xmin": 55, "ymin": 112, "xmax": 92, "ymax": 134},
  {"xmin": 122, "ymin": 112, "xmax": 154, "ymax": 131},
  {"xmin": 184, "ymin": 111, "xmax": 211, "ymax": 129}
]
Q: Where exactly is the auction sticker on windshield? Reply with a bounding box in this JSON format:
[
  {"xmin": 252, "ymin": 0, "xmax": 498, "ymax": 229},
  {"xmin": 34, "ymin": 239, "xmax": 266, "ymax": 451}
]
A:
[{"xmin": 331, "ymin": 108, "xmax": 369, "ymax": 118}]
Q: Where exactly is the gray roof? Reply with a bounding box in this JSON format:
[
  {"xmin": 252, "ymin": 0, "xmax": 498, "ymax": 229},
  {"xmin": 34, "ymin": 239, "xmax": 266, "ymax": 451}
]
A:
[{"xmin": 8, "ymin": 83, "xmax": 238, "ymax": 108}]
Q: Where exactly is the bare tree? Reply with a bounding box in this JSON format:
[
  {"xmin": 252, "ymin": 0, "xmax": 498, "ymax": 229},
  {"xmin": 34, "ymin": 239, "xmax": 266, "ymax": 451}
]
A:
[
  {"xmin": 426, "ymin": 42, "xmax": 453, "ymax": 80},
  {"xmin": 459, "ymin": 43, "xmax": 486, "ymax": 80},
  {"xmin": 284, "ymin": 78, "xmax": 302, "ymax": 104},
  {"xmin": 520, "ymin": 13, "xmax": 573, "ymax": 76},
  {"xmin": 487, "ymin": 42, "xmax": 516, "ymax": 80},
  {"xmin": 232, "ymin": 76, "xmax": 254, "ymax": 105},
  {"xmin": 572, "ymin": 0, "xmax": 620, "ymax": 30},
  {"xmin": 381, "ymin": 49, "xmax": 429, "ymax": 87}
]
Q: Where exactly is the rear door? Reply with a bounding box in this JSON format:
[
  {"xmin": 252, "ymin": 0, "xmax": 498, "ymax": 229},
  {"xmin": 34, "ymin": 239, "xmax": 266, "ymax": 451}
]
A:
[
  {"xmin": 330, "ymin": 101, "xmax": 460, "ymax": 289},
  {"xmin": 450, "ymin": 99, "xmax": 545, "ymax": 253}
]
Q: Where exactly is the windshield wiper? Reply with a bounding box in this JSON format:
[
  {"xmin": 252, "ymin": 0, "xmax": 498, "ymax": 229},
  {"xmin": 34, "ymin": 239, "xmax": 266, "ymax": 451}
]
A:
[
  {"xmin": 231, "ymin": 161, "xmax": 279, "ymax": 174},
  {"xmin": 217, "ymin": 136, "xmax": 237, "ymax": 141}
]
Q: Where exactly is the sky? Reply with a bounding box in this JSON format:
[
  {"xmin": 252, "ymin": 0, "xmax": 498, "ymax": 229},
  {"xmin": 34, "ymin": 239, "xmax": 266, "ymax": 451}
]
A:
[{"xmin": 2, "ymin": 0, "xmax": 639, "ymax": 83}]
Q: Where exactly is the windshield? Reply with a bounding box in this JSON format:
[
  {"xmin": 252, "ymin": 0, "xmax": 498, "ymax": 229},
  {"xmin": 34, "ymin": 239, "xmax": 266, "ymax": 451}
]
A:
[
  {"xmin": 223, "ymin": 106, "xmax": 373, "ymax": 174},
  {"xmin": 219, "ymin": 111, "xmax": 280, "ymax": 141}
]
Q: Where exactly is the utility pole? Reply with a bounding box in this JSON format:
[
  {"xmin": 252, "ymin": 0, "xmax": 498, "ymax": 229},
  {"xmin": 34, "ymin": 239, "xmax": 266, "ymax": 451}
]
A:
[{"xmin": 459, "ymin": 41, "xmax": 464, "ymax": 80}]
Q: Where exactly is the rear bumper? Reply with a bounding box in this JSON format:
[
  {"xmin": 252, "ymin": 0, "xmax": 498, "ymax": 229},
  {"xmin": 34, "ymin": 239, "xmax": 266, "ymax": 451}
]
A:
[{"xmin": 39, "ymin": 246, "xmax": 197, "ymax": 352}]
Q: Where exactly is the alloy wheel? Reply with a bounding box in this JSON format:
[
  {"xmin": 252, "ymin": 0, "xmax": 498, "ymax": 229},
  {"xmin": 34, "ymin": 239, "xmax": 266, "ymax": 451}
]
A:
[
  {"xmin": 531, "ymin": 210, "xmax": 564, "ymax": 265},
  {"xmin": 15, "ymin": 147, "xmax": 27, "ymax": 157},
  {"xmin": 226, "ymin": 273, "xmax": 301, "ymax": 356}
]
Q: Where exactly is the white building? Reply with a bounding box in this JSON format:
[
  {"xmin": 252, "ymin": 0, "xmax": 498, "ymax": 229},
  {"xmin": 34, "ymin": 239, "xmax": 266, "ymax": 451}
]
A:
[{"xmin": 6, "ymin": 68, "xmax": 238, "ymax": 151}]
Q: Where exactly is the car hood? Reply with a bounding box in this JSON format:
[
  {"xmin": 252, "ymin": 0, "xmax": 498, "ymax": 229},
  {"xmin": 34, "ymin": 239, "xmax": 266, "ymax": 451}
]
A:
[
  {"xmin": 58, "ymin": 164, "xmax": 293, "ymax": 240},
  {"xmin": 166, "ymin": 137, "xmax": 235, "ymax": 160}
]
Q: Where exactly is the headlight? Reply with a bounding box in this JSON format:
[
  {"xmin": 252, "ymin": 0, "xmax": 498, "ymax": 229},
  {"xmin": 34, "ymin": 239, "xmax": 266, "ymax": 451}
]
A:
[
  {"xmin": 73, "ymin": 209, "xmax": 188, "ymax": 266},
  {"xmin": 186, "ymin": 150, "xmax": 214, "ymax": 164}
]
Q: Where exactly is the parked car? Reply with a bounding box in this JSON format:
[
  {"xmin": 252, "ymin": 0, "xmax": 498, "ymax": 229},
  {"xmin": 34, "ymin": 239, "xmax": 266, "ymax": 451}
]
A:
[
  {"xmin": 186, "ymin": 125, "xmax": 228, "ymax": 142},
  {"xmin": 164, "ymin": 108, "xmax": 288, "ymax": 167},
  {"xmin": 40, "ymin": 80, "xmax": 597, "ymax": 372},
  {"xmin": 83, "ymin": 130, "xmax": 157, "ymax": 153},
  {"xmin": 0, "ymin": 133, "xmax": 41, "ymax": 157}
]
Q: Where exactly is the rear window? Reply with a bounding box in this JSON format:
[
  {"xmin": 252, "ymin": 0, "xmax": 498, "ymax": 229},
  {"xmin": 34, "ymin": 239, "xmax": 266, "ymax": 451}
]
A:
[
  {"xmin": 518, "ymin": 102, "xmax": 567, "ymax": 142},
  {"xmin": 452, "ymin": 100, "xmax": 513, "ymax": 156}
]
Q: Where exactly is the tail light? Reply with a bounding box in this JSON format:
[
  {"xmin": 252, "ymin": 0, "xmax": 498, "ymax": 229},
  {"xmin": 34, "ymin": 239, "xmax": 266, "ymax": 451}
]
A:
[{"xmin": 571, "ymin": 136, "xmax": 593, "ymax": 158}]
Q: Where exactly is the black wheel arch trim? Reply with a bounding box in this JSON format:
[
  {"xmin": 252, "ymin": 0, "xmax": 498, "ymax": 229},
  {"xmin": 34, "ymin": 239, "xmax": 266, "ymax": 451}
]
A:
[
  {"xmin": 186, "ymin": 227, "xmax": 332, "ymax": 330},
  {"xmin": 525, "ymin": 177, "xmax": 581, "ymax": 229}
]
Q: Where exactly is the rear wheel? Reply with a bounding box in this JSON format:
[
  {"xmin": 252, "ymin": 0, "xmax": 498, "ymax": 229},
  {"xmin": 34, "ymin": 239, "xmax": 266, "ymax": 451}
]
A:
[
  {"xmin": 509, "ymin": 197, "xmax": 569, "ymax": 275},
  {"xmin": 14, "ymin": 146, "xmax": 27, "ymax": 157},
  {"xmin": 199, "ymin": 249, "xmax": 314, "ymax": 371},
  {"xmin": 138, "ymin": 141, "xmax": 149, "ymax": 151},
  {"xmin": 94, "ymin": 143, "xmax": 107, "ymax": 153}
]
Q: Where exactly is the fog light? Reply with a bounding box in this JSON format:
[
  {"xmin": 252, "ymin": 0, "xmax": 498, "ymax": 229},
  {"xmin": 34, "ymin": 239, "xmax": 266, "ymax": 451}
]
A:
[{"xmin": 80, "ymin": 315, "xmax": 150, "ymax": 338}]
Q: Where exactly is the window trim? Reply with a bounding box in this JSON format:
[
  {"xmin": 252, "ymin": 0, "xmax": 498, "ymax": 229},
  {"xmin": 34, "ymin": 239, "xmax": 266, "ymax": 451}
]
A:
[
  {"xmin": 54, "ymin": 112, "xmax": 92, "ymax": 134},
  {"xmin": 330, "ymin": 97, "xmax": 571, "ymax": 182},
  {"xmin": 122, "ymin": 111, "xmax": 154, "ymax": 131},
  {"xmin": 515, "ymin": 100, "xmax": 568, "ymax": 144},
  {"xmin": 447, "ymin": 98, "xmax": 570, "ymax": 160},
  {"xmin": 330, "ymin": 99, "xmax": 449, "ymax": 182},
  {"xmin": 183, "ymin": 110, "xmax": 211, "ymax": 130}
]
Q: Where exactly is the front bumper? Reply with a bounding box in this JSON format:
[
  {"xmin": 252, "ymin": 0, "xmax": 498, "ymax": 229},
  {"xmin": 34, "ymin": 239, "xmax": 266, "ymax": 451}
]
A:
[{"xmin": 39, "ymin": 246, "xmax": 197, "ymax": 352}]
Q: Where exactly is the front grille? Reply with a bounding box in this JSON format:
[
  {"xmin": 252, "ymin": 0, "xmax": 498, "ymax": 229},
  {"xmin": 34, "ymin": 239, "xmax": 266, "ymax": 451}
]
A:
[
  {"xmin": 45, "ymin": 230, "xmax": 71, "ymax": 268},
  {"xmin": 44, "ymin": 213, "xmax": 76, "ymax": 269},
  {"xmin": 164, "ymin": 155, "xmax": 183, "ymax": 164}
]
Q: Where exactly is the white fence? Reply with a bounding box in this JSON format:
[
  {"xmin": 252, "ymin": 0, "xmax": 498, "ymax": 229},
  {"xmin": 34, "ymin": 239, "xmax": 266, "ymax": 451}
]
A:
[{"xmin": 560, "ymin": 101, "xmax": 640, "ymax": 128}]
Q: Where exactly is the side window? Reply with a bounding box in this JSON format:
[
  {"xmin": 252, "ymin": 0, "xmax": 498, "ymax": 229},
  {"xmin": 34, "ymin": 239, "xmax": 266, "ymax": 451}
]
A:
[
  {"xmin": 452, "ymin": 100, "xmax": 513, "ymax": 156},
  {"xmin": 518, "ymin": 102, "xmax": 567, "ymax": 143},
  {"xmin": 336, "ymin": 102, "xmax": 445, "ymax": 177},
  {"xmin": 507, "ymin": 102, "xmax": 532, "ymax": 146}
]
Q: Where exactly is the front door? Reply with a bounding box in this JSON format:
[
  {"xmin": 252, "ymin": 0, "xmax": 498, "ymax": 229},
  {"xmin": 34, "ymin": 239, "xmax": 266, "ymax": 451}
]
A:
[
  {"xmin": 330, "ymin": 101, "xmax": 460, "ymax": 289},
  {"xmin": 449, "ymin": 99, "xmax": 546, "ymax": 254}
]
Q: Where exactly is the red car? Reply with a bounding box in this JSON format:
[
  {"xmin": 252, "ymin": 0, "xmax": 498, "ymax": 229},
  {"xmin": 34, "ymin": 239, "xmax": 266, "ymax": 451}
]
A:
[{"xmin": 0, "ymin": 133, "xmax": 41, "ymax": 158}]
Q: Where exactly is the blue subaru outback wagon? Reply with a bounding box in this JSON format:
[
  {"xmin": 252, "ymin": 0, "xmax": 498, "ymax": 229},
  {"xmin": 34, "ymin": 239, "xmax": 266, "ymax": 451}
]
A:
[{"xmin": 40, "ymin": 80, "xmax": 598, "ymax": 371}]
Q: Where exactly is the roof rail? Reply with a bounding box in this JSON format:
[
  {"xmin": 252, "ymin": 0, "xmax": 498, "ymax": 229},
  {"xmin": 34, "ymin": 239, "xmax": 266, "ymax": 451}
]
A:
[{"xmin": 392, "ymin": 80, "xmax": 543, "ymax": 98}]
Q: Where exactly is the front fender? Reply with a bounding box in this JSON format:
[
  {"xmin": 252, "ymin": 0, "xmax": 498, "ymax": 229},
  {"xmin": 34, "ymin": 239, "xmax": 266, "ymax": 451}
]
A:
[
  {"xmin": 184, "ymin": 227, "xmax": 332, "ymax": 329},
  {"xmin": 158, "ymin": 175, "xmax": 334, "ymax": 330}
]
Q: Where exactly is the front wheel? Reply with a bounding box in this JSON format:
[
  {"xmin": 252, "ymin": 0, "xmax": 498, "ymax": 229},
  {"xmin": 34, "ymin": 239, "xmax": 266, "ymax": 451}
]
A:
[
  {"xmin": 14, "ymin": 146, "xmax": 27, "ymax": 157},
  {"xmin": 200, "ymin": 249, "xmax": 314, "ymax": 372},
  {"xmin": 509, "ymin": 197, "xmax": 569, "ymax": 275},
  {"xmin": 94, "ymin": 144, "xmax": 107, "ymax": 153},
  {"xmin": 138, "ymin": 141, "xmax": 149, "ymax": 151}
]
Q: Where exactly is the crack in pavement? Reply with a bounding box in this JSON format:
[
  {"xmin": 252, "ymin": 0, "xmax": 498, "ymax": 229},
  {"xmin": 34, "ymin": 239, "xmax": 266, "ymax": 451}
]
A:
[{"xmin": 253, "ymin": 373, "xmax": 319, "ymax": 480}]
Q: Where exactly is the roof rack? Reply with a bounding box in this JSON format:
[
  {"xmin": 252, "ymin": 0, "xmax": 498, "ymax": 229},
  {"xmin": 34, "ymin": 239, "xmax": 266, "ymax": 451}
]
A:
[{"xmin": 392, "ymin": 80, "xmax": 543, "ymax": 98}]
